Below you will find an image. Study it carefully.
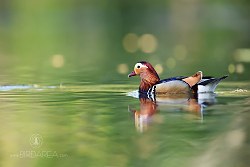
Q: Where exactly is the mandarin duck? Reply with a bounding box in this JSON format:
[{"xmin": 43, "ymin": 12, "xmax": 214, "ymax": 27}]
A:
[{"xmin": 128, "ymin": 61, "xmax": 228, "ymax": 95}]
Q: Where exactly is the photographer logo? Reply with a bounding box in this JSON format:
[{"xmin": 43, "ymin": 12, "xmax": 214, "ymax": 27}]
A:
[{"xmin": 30, "ymin": 134, "xmax": 43, "ymax": 148}]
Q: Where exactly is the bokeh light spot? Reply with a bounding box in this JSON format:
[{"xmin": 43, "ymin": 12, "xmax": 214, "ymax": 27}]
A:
[
  {"xmin": 154, "ymin": 64, "xmax": 163, "ymax": 74},
  {"xmin": 51, "ymin": 54, "xmax": 64, "ymax": 68},
  {"xmin": 122, "ymin": 33, "xmax": 139, "ymax": 53},
  {"xmin": 139, "ymin": 34, "xmax": 158, "ymax": 53},
  {"xmin": 166, "ymin": 57, "xmax": 176, "ymax": 69},
  {"xmin": 117, "ymin": 64, "xmax": 129, "ymax": 74},
  {"xmin": 228, "ymin": 64, "xmax": 235, "ymax": 74},
  {"xmin": 236, "ymin": 63, "xmax": 244, "ymax": 74},
  {"xmin": 234, "ymin": 49, "xmax": 250, "ymax": 62},
  {"xmin": 173, "ymin": 45, "xmax": 187, "ymax": 60}
]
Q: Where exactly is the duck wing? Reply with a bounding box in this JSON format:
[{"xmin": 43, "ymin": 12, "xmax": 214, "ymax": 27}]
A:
[
  {"xmin": 158, "ymin": 76, "xmax": 186, "ymax": 83},
  {"xmin": 182, "ymin": 71, "xmax": 202, "ymax": 87}
]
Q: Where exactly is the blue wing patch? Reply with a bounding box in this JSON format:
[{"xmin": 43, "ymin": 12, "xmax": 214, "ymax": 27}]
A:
[{"xmin": 157, "ymin": 76, "xmax": 187, "ymax": 84}]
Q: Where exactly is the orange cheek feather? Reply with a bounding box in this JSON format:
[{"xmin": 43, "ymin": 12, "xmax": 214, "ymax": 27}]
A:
[{"xmin": 134, "ymin": 68, "xmax": 140, "ymax": 75}]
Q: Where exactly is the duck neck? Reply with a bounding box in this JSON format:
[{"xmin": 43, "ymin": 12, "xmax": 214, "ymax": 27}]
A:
[{"xmin": 139, "ymin": 74, "xmax": 160, "ymax": 92}]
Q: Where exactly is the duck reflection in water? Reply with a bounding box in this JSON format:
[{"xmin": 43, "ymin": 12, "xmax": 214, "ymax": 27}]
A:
[{"xmin": 128, "ymin": 92, "xmax": 216, "ymax": 132}]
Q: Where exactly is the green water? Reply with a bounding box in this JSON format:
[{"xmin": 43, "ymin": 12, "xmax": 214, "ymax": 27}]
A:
[{"xmin": 0, "ymin": 82, "xmax": 249, "ymax": 167}]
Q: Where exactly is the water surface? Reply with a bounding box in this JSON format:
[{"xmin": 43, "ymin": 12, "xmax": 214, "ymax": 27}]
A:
[{"xmin": 0, "ymin": 82, "xmax": 249, "ymax": 167}]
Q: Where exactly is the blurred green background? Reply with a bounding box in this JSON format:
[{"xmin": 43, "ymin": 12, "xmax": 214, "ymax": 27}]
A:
[
  {"xmin": 0, "ymin": 1, "xmax": 250, "ymax": 167},
  {"xmin": 0, "ymin": 0, "xmax": 249, "ymax": 84}
]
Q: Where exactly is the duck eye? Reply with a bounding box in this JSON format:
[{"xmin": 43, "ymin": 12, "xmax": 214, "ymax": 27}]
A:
[{"xmin": 137, "ymin": 65, "xmax": 141, "ymax": 69}]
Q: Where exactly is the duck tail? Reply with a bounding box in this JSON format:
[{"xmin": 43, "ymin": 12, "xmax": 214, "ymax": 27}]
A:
[{"xmin": 197, "ymin": 75, "xmax": 228, "ymax": 93}]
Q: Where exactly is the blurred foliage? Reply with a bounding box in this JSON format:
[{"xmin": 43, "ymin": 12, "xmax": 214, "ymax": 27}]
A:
[{"xmin": 0, "ymin": 0, "xmax": 249, "ymax": 84}]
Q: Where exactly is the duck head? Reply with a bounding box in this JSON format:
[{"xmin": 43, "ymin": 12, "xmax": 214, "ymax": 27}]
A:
[{"xmin": 128, "ymin": 61, "xmax": 160, "ymax": 92}]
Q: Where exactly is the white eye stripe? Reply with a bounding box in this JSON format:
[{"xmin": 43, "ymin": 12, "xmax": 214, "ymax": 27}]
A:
[{"xmin": 134, "ymin": 63, "xmax": 148, "ymax": 69}]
